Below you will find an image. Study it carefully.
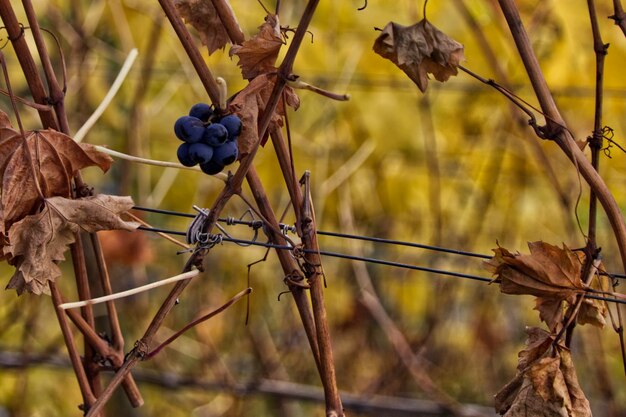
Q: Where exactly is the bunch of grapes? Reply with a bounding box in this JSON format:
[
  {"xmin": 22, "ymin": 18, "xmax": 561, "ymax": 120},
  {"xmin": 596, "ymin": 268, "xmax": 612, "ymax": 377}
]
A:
[{"xmin": 174, "ymin": 103, "xmax": 242, "ymax": 175}]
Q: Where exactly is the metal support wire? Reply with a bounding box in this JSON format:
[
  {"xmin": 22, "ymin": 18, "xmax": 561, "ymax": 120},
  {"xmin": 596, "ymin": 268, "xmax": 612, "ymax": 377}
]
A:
[
  {"xmin": 135, "ymin": 225, "xmax": 626, "ymax": 306},
  {"xmin": 132, "ymin": 206, "xmax": 626, "ymax": 280},
  {"xmin": 132, "ymin": 205, "xmax": 626, "ymax": 280},
  {"xmin": 133, "ymin": 206, "xmax": 491, "ymax": 259}
]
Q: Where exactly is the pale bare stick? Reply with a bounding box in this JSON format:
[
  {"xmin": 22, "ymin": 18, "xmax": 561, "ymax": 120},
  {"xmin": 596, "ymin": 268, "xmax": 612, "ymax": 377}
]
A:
[
  {"xmin": 58, "ymin": 270, "xmax": 200, "ymax": 310},
  {"xmin": 93, "ymin": 145, "xmax": 228, "ymax": 182},
  {"xmin": 74, "ymin": 48, "xmax": 138, "ymax": 142},
  {"xmin": 124, "ymin": 211, "xmax": 190, "ymax": 249}
]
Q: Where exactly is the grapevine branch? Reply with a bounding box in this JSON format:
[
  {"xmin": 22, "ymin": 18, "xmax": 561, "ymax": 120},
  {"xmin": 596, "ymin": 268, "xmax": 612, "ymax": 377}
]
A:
[
  {"xmin": 199, "ymin": 0, "xmax": 343, "ymax": 413},
  {"xmin": 84, "ymin": 3, "xmax": 329, "ymax": 415},
  {"xmin": 269, "ymin": 130, "xmax": 344, "ymax": 414},
  {"xmin": 610, "ymin": 0, "xmax": 626, "ymax": 36},
  {"xmin": 0, "ymin": 1, "xmax": 57, "ymax": 128},
  {"xmin": 28, "ymin": 0, "xmax": 144, "ymax": 403},
  {"xmin": 497, "ymin": 0, "xmax": 626, "ymax": 279},
  {"xmin": 50, "ymin": 282, "xmax": 97, "ymax": 409},
  {"xmin": 562, "ymin": 0, "xmax": 626, "ymax": 355},
  {"xmin": 211, "ymin": 1, "xmax": 343, "ymax": 413},
  {"xmin": 498, "ymin": 0, "xmax": 626, "ymax": 375},
  {"xmin": 89, "ymin": 233, "xmax": 124, "ymax": 351},
  {"xmin": 586, "ymin": 0, "xmax": 609, "ymax": 249},
  {"xmin": 200, "ymin": 0, "xmax": 323, "ymax": 367},
  {"xmin": 2, "ymin": 0, "xmax": 145, "ymax": 408}
]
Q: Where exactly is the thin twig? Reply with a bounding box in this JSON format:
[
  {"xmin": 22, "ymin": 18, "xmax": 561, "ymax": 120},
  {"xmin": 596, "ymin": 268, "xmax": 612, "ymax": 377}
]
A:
[
  {"xmin": 74, "ymin": 48, "xmax": 138, "ymax": 142},
  {"xmin": 0, "ymin": 51, "xmax": 24, "ymax": 135},
  {"xmin": 557, "ymin": 257, "xmax": 602, "ymax": 346},
  {"xmin": 85, "ymin": 252, "xmax": 202, "ymax": 417},
  {"xmin": 586, "ymin": 0, "xmax": 609, "ymax": 247},
  {"xmin": 286, "ymin": 79, "xmax": 350, "ymax": 101},
  {"xmin": 69, "ymin": 235, "xmax": 100, "ymax": 395},
  {"xmin": 22, "ymin": 0, "xmax": 69, "ymax": 132},
  {"xmin": 0, "ymin": 87, "xmax": 52, "ymax": 111},
  {"xmin": 89, "ymin": 233, "xmax": 124, "ymax": 351},
  {"xmin": 610, "ymin": 0, "xmax": 626, "ymax": 36},
  {"xmin": 59, "ymin": 270, "xmax": 200, "ymax": 310},
  {"xmin": 50, "ymin": 283, "xmax": 97, "ymax": 409},
  {"xmin": 319, "ymin": 139, "xmax": 375, "ymax": 198},
  {"xmin": 0, "ymin": 0, "xmax": 57, "ymax": 128},
  {"xmin": 125, "ymin": 211, "xmax": 190, "ymax": 249},
  {"xmin": 146, "ymin": 287, "xmax": 252, "ymax": 359}
]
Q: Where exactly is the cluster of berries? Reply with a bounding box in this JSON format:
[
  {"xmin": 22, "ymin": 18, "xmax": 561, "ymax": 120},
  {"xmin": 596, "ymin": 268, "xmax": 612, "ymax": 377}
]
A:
[{"xmin": 174, "ymin": 103, "xmax": 242, "ymax": 175}]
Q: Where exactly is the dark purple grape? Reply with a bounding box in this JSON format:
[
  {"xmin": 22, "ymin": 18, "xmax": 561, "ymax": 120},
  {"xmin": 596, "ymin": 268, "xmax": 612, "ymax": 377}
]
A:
[
  {"xmin": 212, "ymin": 141, "xmax": 239, "ymax": 166},
  {"xmin": 202, "ymin": 123, "xmax": 228, "ymax": 147},
  {"xmin": 200, "ymin": 159, "xmax": 224, "ymax": 175},
  {"xmin": 219, "ymin": 114, "xmax": 242, "ymax": 138},
  {"xmin": 189, "ymin": 103, "xmax": 213, "ymax": 122},
  {"xmin": 188, "ymin": 143, "xmax": 214, "ymax": 164},
  {"xmin": 174, "ymin": 116, "xmax": 205, "ymax": 143},
  {"xmin": 177, "ymin": 143, "xmax": 196, "ymax": 167}
]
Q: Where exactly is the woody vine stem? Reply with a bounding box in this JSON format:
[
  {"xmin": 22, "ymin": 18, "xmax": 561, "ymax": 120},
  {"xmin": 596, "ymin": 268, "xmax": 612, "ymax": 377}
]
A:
[
  {"xmin": 83, "ymin": 0, "xmax": 345, "ymax": 416},
  {"xmin": 496, "ymin": 0, "xmax": 626, "ymax": 364}
]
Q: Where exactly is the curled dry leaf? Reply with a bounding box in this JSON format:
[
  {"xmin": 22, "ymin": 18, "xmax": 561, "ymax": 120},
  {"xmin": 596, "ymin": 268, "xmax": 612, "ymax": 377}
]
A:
[
  {"xmin": 228, "ymin": 73, "xmax": 300, "ymax": 155},
  {"xmin": 174, "ymin": 0, "xmax": 232, "ymax": 54},
  {"xmin": 577, "ymin": 298, "xmax": 606, "ymax": 328},
  {"xmin": 373, "ymin": 19, "xmax": 464, "ymax": 93},
  {"xmin": 484, "ymin": 242, "xmax": 601, "ymax": 332},
  {"xmin": 4, "ymin": 195, "xmax": 139, "ymax": 295},
  {"xmin": 230, "ymin": 14, "xmax": 283, "ymax": 79},
  {"xmin": 495, "ymin": 327, "xmax": 591, "ymax": 417},
  {"xmin": 0, "ymin": 123, "xmax": 112, "ymax": 233}
]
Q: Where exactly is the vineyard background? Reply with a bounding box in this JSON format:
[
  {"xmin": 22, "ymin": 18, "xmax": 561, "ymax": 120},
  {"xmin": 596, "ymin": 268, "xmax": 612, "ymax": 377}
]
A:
[{"xmin": 0, "ymin": 0, "xmax": 625, "ymax": 416}]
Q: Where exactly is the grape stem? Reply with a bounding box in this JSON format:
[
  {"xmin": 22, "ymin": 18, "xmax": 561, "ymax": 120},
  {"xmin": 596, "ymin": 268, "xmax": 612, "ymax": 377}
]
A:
[
  {"xmin": 216, "ymin": 77, "xmax": 228, "ymax": 110},
  {"xmin": 286, "ymin": 78, "xmax": 350, "ymax": 101},
  {"xmin": 92, "ymin": 145, "xmax": 228, "ymax": 182}
]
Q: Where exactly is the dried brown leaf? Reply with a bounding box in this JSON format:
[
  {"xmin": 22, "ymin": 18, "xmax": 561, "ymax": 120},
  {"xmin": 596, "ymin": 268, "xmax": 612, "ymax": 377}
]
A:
[
  {"xmin": 485, "ymin": 242, "xmax": 588, "ymax": 332},
  {"xmin": 230, "ymin": 14, "xmax": 283, "ymax": 79},
  {"xmin": 4, "ymin": 195, "xmax": 139, "ymax": 295},
  {"xmin": 373, "ymin": 19, "xmax": 464, "ymax": 92},
  {"xmin": 174, "ymin": 0, "xmax": 232, "ymax": 55},
  {"xmin": 485, "ymin": 242, "xmax": 585, "ymax": 301},
  {"xmin": 228, "ymin": 73, "xmax": 299, "ymax": 154},
  {"xmin": 0, "ymin": 128, "xmax": 112, "ymax": 233},
  {"xmin": 495, "ymin": 327, "xmax": 591, "ymax": 417},
  {"xmin": 534, "ymin": 297, "xmax": 565, "ymax": 333},
  {"xmin": 577, "ymin": 298, "xmax": 606, "ymax": 328}
]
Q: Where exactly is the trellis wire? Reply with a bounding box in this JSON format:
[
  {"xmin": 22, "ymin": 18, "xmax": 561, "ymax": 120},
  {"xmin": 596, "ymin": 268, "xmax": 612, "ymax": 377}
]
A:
[
  {"xmin": 132, "ymin": 205, "xmax": 626, "ymax": 279},
  {"xmin": 135, "ymin": 225, "xmax": 626, "ymax": 306}
]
